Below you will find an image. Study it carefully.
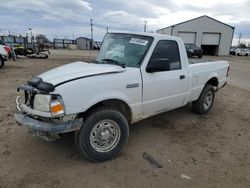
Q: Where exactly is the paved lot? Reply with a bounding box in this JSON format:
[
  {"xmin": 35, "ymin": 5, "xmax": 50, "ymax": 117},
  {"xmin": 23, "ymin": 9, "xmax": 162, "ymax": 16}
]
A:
[{"xmin": 0, "ymin": 50, "xmax": 249, "ymax": 187}]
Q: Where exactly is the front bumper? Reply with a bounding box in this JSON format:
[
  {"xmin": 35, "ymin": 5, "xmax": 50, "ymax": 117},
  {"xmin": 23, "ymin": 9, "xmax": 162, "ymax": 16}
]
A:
[
  {"xmin": 2, "ymin": 54, "xmax": 8, "ymax": 61},
  {"xmin": 14, "ymin": 113, "xmax": 83, "ymax": 141}
]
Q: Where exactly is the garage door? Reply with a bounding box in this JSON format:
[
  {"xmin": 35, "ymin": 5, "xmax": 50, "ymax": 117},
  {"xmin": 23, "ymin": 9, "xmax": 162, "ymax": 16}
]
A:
[
  {"xmin": 177, "ymin": 32, "xmax": 196, "ymax": 44},
  {"xmin": 202, "ymin": 33, "xmax": 220, "ymax": 45}
]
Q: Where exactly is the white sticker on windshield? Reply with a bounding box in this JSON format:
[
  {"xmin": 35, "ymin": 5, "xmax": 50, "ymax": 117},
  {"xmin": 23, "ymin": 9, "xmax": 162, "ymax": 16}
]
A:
[{"xmin": 130, "ymin": 38, "xmax": 148, "ymax": 46}]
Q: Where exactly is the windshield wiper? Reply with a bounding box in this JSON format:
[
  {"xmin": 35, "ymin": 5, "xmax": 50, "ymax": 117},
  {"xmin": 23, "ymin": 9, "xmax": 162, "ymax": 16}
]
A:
[
  {"xmin": 93, "ymin": 60, "xmax": 102, "ymax": 64},
  {"xmin": 102, "ymin": 58, "xmax": 126, "ymax": 68}
]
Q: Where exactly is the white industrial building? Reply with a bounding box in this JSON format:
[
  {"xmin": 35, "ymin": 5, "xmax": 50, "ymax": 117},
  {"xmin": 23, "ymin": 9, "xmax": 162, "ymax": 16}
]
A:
[
  {"xmin": 76, "ymin": 37, "xmax": 93, "ymax": 50},
  {"xmin": 156, "ymin": 15, "xmax": 234, "ymax": 55}
]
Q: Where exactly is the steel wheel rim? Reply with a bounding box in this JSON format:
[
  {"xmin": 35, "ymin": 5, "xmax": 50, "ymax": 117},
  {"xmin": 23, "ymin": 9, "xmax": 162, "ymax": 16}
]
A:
[
  {"xmin": 203, "ymin": 91, "xmax": 213, "ymax": 110},
  {"xmin": 90, "ymin": 119, "xmax": 121, "ymax": 152}
]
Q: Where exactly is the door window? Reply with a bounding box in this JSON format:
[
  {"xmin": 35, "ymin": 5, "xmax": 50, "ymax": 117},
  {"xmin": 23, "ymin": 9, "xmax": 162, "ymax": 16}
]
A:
[{"xmin": 148, "ymin": 40, "xmax": 181, "ymax": 71}]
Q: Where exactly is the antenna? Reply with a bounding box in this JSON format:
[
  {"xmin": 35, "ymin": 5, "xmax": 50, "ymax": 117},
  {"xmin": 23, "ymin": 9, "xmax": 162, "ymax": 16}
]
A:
[{"xmin": 144, "ymin": 20, "xmax": 147, "ymax": 32}]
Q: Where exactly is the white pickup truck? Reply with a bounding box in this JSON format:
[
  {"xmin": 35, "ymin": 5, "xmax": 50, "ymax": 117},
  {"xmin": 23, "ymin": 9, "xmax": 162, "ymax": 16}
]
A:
[{"xmin": 15, "ymin": 32, "xmax": 229, "ymax": 161}]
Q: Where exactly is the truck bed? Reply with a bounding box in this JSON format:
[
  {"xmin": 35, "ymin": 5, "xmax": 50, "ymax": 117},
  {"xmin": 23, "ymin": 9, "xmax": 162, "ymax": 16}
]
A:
[{"xmin": 189, "ymin": 58, "xmax": 217, "ymax": 64}]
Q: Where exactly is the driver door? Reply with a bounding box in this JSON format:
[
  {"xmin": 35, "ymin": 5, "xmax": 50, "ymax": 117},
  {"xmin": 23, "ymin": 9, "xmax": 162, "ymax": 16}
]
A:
[{"xmin": 141, "ymin": 40, "xmax": 189, "ymax": 116}]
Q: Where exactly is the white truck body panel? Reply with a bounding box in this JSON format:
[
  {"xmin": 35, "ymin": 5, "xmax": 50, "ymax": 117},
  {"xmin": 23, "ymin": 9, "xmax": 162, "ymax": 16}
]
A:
[
  {"xmin": 50, "ymin": 67, "xmax": 143, "ymax": 122},
  {"xmin": 188, "ymin": 61, "xmax": 228, "ymax": 101},
  {"xmin": 39, "ymin": 61, "xmax": 125, "ymax": 85},
  {"xmin": 18, "ymin": 32, "xmax": 229, "ymax": 123}
]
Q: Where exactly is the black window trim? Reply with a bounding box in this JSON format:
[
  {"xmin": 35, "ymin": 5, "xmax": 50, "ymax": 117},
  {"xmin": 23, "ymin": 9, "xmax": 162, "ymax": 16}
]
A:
[{"xmin": 146, "ymin": 39, "xmax": 182, "ymax": 72}]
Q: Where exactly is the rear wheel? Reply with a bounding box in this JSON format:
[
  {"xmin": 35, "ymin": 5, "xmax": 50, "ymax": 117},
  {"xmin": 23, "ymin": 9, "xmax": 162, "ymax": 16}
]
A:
[
  {"xmin": 187, "ymin": 52, "xmax": 192, "ymax": 58},
  {"xmin": 192, "ymin": 84, "xmax": 215, "ymax": 115},
  {"xmin": 75, "ymin": 108, "xmax": 129, "ymax": 162}
]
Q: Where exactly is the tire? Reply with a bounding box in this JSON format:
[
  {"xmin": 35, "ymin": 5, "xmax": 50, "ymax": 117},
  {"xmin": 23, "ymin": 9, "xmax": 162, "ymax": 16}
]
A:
[
  {"xmin": 192, "ymin": 84, "xmax": 215, "ymax": 115},
  {"xmin": 198, "ymin": 54, "xmax": 202, "ymax": 58},
  {"xmin": 75, "ymin": 108, "xmax": 129, "ymax": 162},
  {"xmin": 0, "ymin": 56, "xmax": 4, "ymax": 69}
]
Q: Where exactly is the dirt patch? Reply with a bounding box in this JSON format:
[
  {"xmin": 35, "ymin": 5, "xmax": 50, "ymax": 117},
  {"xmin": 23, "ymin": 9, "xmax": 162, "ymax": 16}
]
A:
[{"xmin": 0, "ymin": 50, "xmax": 249, "ymax": 187}]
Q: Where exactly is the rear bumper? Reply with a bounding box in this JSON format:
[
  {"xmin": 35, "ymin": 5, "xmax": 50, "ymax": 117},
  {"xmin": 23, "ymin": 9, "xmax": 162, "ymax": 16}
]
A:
[
  {"xmin": 221, "ymin": 81, "xmax": 227, "ymax": 89},
  {"xmin": 14, "ymin": 113, "xmax": 83, "ymax": 140},
  {"xmin": 216, "ymin": 81, "xmax": 227, "ymax": 92},
  {"xmin": 192, "ymin": 51, "xmax": 202, "ymax": 56}
]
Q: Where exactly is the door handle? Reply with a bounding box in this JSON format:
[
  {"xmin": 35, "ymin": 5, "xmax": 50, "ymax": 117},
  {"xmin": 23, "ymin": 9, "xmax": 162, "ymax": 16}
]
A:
[{"xmin": 180, "ymin": 75, "xmax": 185, "ymax": 79}]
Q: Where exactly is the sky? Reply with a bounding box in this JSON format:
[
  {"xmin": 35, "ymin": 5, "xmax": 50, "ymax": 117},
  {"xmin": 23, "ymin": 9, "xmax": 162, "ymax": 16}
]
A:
[{"xmin": 0, "ymin": 0, "xmax": 250, "ymax": 43}]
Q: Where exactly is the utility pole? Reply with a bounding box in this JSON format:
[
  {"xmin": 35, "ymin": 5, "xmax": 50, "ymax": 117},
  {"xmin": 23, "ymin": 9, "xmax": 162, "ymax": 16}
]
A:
[
  {"xmin": 29, "ymin": 28, "xmax": 33, "ymax": 47},
  {"xmin": 144, "ymin": 20, "xmax": 147, "ymax": 32},
  {"xmin": 106, "ymin": 26, "xmax": 109, "ymax": 33},
  {"xmin": 238, "ymin": 33, "xmax": 242, "ymax": 46},
  {"xmin": 90, "ymin": 19, "xmax": 93, "ymax": 40}
]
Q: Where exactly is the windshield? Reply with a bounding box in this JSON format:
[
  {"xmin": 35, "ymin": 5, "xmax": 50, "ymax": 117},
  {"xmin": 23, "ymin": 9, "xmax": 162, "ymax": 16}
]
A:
[{"xmin": 96, "ymin": 33, "xmax": 153, "ymax": 67}]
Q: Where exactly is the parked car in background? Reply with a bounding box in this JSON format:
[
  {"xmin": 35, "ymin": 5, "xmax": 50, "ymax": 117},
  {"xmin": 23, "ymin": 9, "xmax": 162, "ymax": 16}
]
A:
[
  {"xmin": 0, "ymin": 39, "xmax": 10, "ymax": 68},
  {"xmin": 230, "ymin": 47, "xmax": 237, "ymax": 55},
  {"xmin": 235, "ymin": 48, "xmax": 250, "ymax": 56},
  {"xmin": 185, "ymin": 43, "xmax": 203, "ymax": 58}
]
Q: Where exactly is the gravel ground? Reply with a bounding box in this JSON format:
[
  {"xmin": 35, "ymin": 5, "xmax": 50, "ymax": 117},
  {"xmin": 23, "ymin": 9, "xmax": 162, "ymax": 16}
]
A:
[{"xmin": 0, "ymin": 50, "xmax": 249, "ymax": 188}]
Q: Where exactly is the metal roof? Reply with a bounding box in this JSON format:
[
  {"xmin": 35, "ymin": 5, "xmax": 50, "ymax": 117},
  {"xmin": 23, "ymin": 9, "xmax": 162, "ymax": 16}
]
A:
[{"xmin": 157, "ymin": 15, "xmax": 235, "ymax": 31}]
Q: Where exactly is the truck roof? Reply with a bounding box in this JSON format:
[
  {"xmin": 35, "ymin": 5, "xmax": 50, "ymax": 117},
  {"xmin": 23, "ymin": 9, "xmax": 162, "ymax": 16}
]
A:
[{"xmin": 109, "ymin": 31, "xmax": 182, "ymax": 42}]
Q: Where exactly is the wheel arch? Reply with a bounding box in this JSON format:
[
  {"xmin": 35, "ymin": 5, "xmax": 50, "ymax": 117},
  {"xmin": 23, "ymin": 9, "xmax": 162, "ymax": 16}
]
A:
[
  {"xmin": 205, "ymin": 76, "xmax": 219, "ymax": 90},
  {"xmin": 78, "ymin": 99, "xmax": 133, "ymax": 124}
]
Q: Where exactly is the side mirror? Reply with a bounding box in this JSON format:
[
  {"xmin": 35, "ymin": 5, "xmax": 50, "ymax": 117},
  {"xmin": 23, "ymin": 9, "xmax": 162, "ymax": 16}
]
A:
[{"xmin": 146, "ymin": 58, "xmax": 169, "ymax": 73}]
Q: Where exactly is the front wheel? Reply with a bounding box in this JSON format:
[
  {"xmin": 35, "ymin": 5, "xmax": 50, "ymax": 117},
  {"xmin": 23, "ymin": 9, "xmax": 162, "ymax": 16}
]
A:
[
  {"xmin": 75, "ymin": 108, "xmax": 129, "ymax": 162},
  {"xmin": 192, "ymin": 84, "xmax": 215, "ymax": 115},
  {"xmin": 0, "ymin": 57, "xmax": 4, "ymax": 69}
]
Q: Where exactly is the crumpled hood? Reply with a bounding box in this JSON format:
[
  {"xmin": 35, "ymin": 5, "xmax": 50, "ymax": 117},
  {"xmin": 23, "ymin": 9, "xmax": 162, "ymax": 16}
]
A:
[{"xmin": 39, "ymin": 61, "xmax": 125, "ymax": 86}]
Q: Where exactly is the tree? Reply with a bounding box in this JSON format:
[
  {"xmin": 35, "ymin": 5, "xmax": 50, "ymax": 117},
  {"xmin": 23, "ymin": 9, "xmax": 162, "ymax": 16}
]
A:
[
  {"xmin": 36, "ymin": 34, "xmax": 50, "ymax": 51},
  {"xmin": 239, "ymin": 43, "xmax": 246, "ymax": 48},
  {"xmin": 36, "ymin": 34, "xmax": 50, "ymax": 44}
]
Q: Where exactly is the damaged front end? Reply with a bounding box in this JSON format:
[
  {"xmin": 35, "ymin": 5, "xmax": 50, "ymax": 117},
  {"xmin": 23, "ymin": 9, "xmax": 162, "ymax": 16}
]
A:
[{"xmin": 14, "ymin": 77, "xmax": 83, "ymax": 141}]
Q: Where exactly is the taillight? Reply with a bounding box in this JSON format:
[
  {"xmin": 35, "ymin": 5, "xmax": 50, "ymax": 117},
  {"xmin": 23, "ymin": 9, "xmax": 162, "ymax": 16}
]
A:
[
  {"xmin": 226, "ymin": 66, "xmax": 230, "ymax": 77},
  {"xmin": 4, "ymin": 46, "xmax": 10, "ymax": 53}
]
